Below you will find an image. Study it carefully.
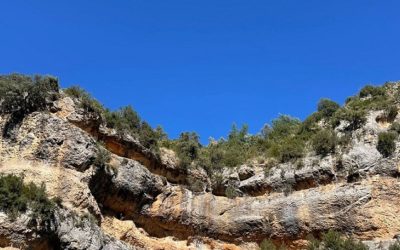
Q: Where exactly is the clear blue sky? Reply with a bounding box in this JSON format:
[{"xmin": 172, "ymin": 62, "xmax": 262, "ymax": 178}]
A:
[{"xmin": 1, "ymin": 1, "xmax": 399, "ymax": 143}]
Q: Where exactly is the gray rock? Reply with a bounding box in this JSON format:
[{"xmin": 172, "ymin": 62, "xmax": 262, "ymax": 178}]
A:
[
  {"xmin": 55, "ymin": 209, "xmax": 134, "ymax": 250},
  {"xmin": 89, "ymin": 157, "xmax": 165, "ymax": 218},
  {"xmin": 238, "ymin": 165, "xmax": 255, "ymax": 181}
]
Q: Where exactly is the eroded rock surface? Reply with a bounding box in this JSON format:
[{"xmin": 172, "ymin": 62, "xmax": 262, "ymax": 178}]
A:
[{"xmin": 1, "ymin": 92, "xmax": 400, "ymax": 249}]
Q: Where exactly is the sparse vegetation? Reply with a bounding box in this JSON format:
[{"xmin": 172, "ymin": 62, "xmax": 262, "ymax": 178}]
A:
[
  {"xmin": 307, "ymin": 230, "xmax": 367, "ymax": 250},
  {"xmin": 0, "ymin": 174, "xmax": 56, "ymax": 229},
  {"xmin": 0, "ymin": 74, "xmax": 59, "ymax": 116},
  {"xmin": 3, "ymin": 74, "xmax": 400, "ymax": 187},
  {"xmin": 377, "ymin": 131, "xmax": 397, "ymax": 157},
  {"xmin": 225, "ymin": 185, "xmax": 239, "ymax": 199},
  {"xmin": 312, "ymin": 129, "xmax": 337, "ymax": 157},
  {"xmin": 389, "ymin": 242, "xmax": 400, "ymax": 250},
  {"xmin": 64, "ymin": 85, "xmax": 104, "ymax": 114},
  {"xmin": 332, "ymin": 109, "xmax": 367, "ymax": 131},
  {"xmin": 359, "ymin": 85, "xmax": 385, "ymax": 98},
  {"xmin": 384, "ymin": 105, "xmax": 398, "ymax": 122},
  {"xmin": 260, "ymin": 239, "xmax": 287, "ymax": 250},
  {"xmin": 104, "ymin": 106, "xmax": 162, "ymax": 152},
  {"xmin": 0, "ymin": 74, "xmax": 59, "ymax": 138},
  {"xmin": 318, "ymin": 98, "xmax": 340, "ymax": 118},
  {"xmin": 94, "ymin": 144, "xmax": 112, "ymax": 167},
  {"xmin": 65, "ymin": 86, "xmax": 163, "ymax": 154},
  {"xmin": 173, "ymin": 132, "xmax": 201, "ymax": 169},
  {"xmin": 390, "ymin": 122, "xmax": 400, "ymax": 134},
  {"xmin": 63, "ymin": 81, "xmax": 400, "ymax": 177}
]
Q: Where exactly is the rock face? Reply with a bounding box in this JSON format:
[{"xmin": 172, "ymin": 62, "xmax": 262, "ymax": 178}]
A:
[
  {"xmin": 55, "ymin": 209, "xmax": 134, "ymax": 250},
  {"xmin": 1, "ymin": 91, "xmax": 400, "ymax": 249},
  {"xmin": 89, "ymin": 156, "xmax": 166, "ymax": 218}
]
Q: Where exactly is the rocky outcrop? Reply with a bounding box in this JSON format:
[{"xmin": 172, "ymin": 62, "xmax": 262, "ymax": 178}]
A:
[
  {"xmin": 0, "ymin": 209, "xmax": 134, "ymax": 250},
  {"xmin": 56, "ymin": 96, "xmax": 189, "ymax": 185},
  {"xmin": 0, "ymin": 212, "xmax": 56, "ymax": 249},
  {"xmin": 89, "ymin": 156, "xmax": 166, "ymax": 219},
  {"xmin": 135, "ymin": 177, "xmax": 400, "ymax": 248},
  {"xmin": 2, "ymin": 88, "xmax": 400, "ymax": 249},
  {"xmin": 0, "ymin": 112, "xmax": 97, "ymax": 172},
  {"xmin": 55, "ymin": 209, "xmax": 133, "ymax": 250}
]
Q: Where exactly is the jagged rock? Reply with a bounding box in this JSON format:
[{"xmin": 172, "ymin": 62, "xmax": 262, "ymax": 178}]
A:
[
  {"xmin": 0, "ymin": 160, "xmax": 101, "ymax": 218},
  {"xmin": 212, "ymin": 168, "xmax": 241, "ymax": 196},
  {"xmin": 186, "ymin": 167, "xmax": 210, "ymax": 193},
  {"xmin": 239, "ymin": 158, "xmax": 335, "ymax": 196},
  {"xmin": 0, "ymin": 212, "xmax": 54, "ymax": 249},
  {"xmin": 89, "ymin": 156, "xmax": 165, "ymax": 218},
  {"xmin": 0, "ymin": 112, "xmax": 97, "ymax": 172},
  {"xmin": 237, "ymin": 165, "xmax": 255, "ymax": 181},
  {"xmin": 59, "ymin": 96, "xmax": 189, "ymax": 185},
  {"xmin": 55, "ymin": 209, "xmax": 133, "ymax": 250}
]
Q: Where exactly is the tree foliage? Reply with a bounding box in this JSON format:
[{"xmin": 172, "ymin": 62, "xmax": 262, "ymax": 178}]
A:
[
  {"xmin": 0, "ymin": 74, "xmax": 59, "ymax": 138},
  {"xmin": 318, "ymin": 99, "xmax": 340, "ymax": 118},
  {"xmin": 0, "ymin": 74, "xmax": 59, "ymax": 115}
]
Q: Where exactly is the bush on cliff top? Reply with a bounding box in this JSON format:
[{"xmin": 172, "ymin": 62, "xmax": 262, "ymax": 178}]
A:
[
  {"xmin": 0, "ymin": 74, "xmax": 59, "ymax": 116},
  {"xmin": 0, "ymin": 74, "xmax": 60, "ymax": 138},
  {"xmin": 318, "ymin": 98, "xmax": 340, "ymax": 118},
  {"xmin": 65, "ymin": 86, "xmax": 163, "ymax": 154}
]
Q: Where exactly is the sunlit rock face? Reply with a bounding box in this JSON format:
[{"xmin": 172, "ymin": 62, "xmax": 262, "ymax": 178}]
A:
[{"xmin": 1, "ymin": 85, "xmax": 400, "ymax": 250}]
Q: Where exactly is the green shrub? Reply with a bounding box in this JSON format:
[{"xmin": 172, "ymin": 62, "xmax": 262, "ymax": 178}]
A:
[
  {"xmin": 260, "ymin": 239, "xmax": 277, "ymax": 250},
  {"xmin": 377, "ymin": 131, "xmax": 397, "ymax": 157},
  {"xmin": 0, "ymin": 74, "xmax": 59, "ymax": 115},
  {"xmin": 344, "ymin": 85, "xmax": 390, "ymax": 115},
  {"xmin": 65, "ymin": 85, "xmax": 104, "ymax": 114},
  {"xmin": 195, "ymin": 124, "xmax": 264, "ymax": 171},
  {"xmin": 308, "ymin": 230, "xmax": 367, "ymax": 250},
  {"xmin": 384, "ymin": 105, "xmax": 399, "ymax": 122},
  {"xmin": 104, "ymin": 106, "xmax": 161, "ymax": 154},
  {"xmin": 332, "ymin": 109, "xmax": 367, "ymax": 131},
  {"xmin": 359, "ymin": 85, "xmax": 385, "ymax": 98},
  {"xmin": 225, "ymin": 185, "xmax": 239, "ymax": 199},
  {"xmin": 68, "ymin": 89, "xmax": 163, "ymax": 154},
  {"xmin": 260, "ymin": 239, "xmax": 286, "ymax": 250},
  {"xmin": 278, "ymin": 137, "xmax": 305, "ymax": 163},
  {"xmin": 64, "ymin": 85, "xmax": 86, "ymax": 99},
  {"xmin": 306, "ymin": 235, "xmax": 321, "ymax": 250},
  {"xmin": 337, "ymin": 132, "xmax": 352, "ymax": 147},
  {"xmin": 0, "ymin": 174, "xmax": 56, "ymax": 228},
  {"xmin": 266, "ymin": 115, "xmax": 302, "ymax": 140},
  {"xmin": 390, "ymin": 122, "xmax": 400, "ymax": 134},
  {"xmin": 175, "ymin": 132, "xmax": 201, "ymax": 168},
  {"xmin": 301, "ymin": 112, "xmax": 323, "ymax": 135},
  {"xmin": 318, "ymin": 99, "xmax": 340, "ymax": 117},
  {"xmin": 389, "ymin": 242, "xmax": 400, "ymax": 250},
  {"xmin": 312, "ymin": 130, "xmax": 337, "ymax": 157},
  {"xmin": 94, "ymin": 144, "xmax": 111, "ymax": 167},
  {"xmin": 0, "ymin": 74, "xmax": 59, "ymax": 138}
]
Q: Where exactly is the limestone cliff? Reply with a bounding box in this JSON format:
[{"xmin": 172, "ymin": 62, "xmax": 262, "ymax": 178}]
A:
[{"xmin": 0, "ymin": 79, "xmax": 400, "ymax": 250}]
